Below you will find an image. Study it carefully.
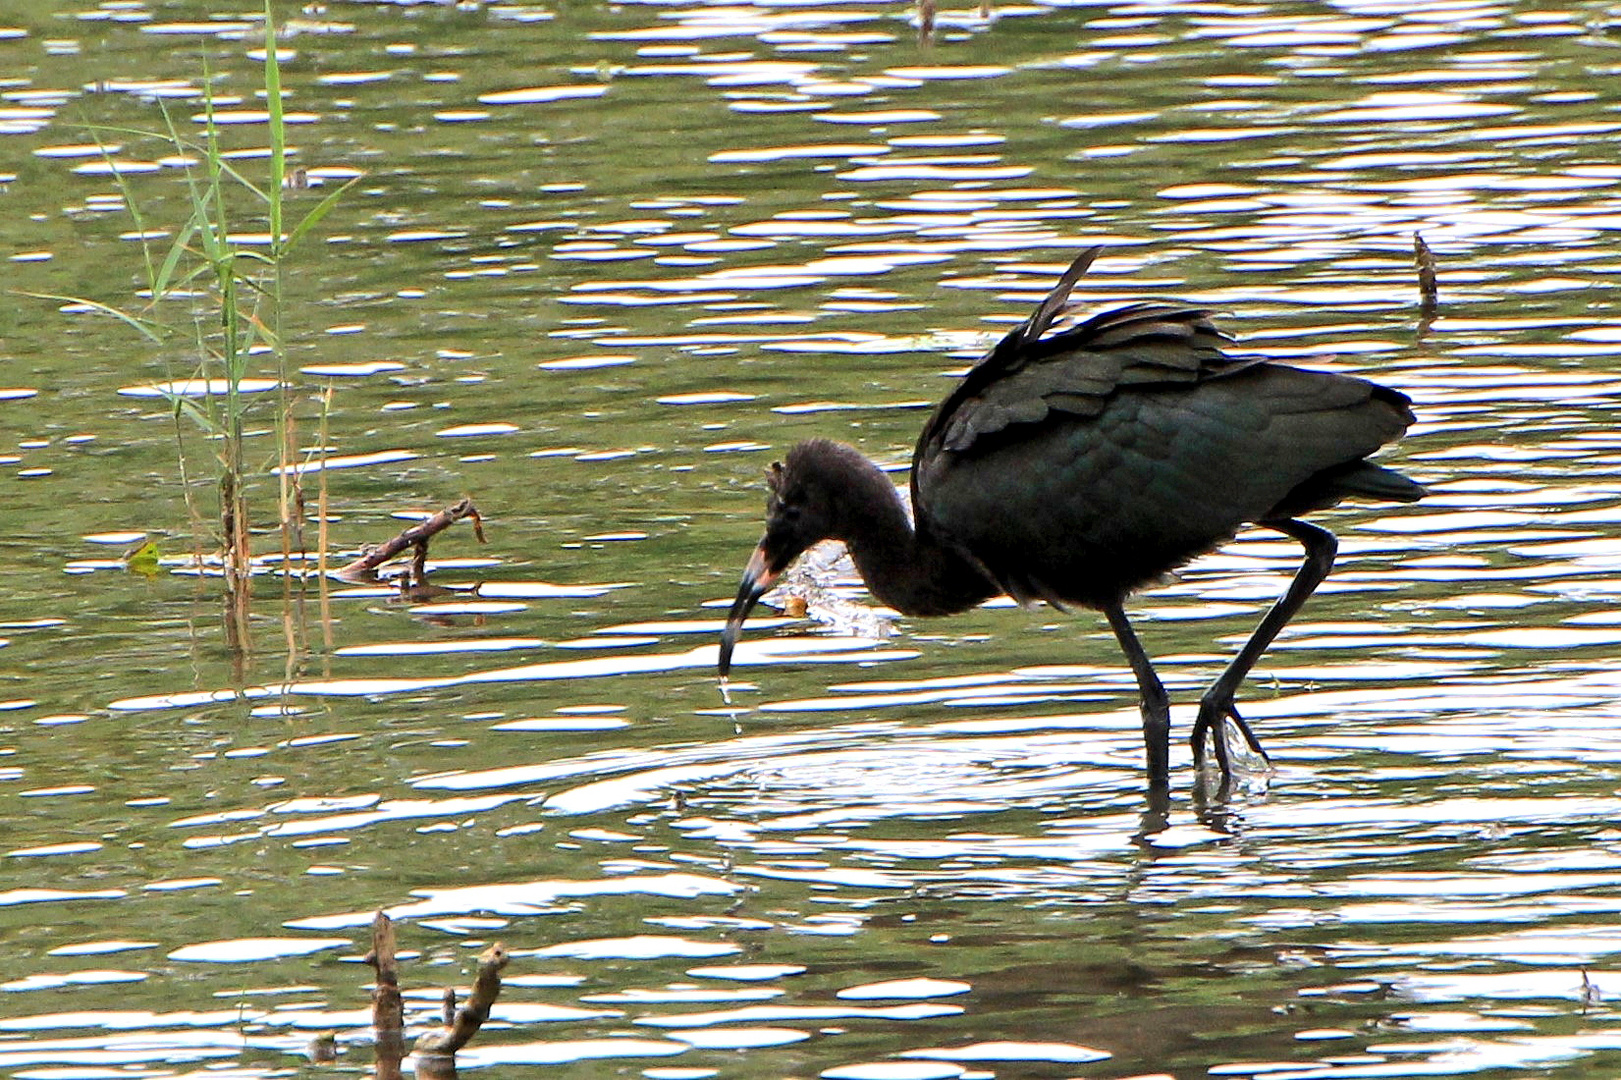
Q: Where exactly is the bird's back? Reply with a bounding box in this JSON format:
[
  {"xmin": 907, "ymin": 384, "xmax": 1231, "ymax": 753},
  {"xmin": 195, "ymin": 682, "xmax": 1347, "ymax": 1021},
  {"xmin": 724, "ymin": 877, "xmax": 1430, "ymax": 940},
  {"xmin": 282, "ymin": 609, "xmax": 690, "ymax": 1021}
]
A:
[{"xmin": 913, "ymin": 281, "xmax": 1420, "ymax": 610}]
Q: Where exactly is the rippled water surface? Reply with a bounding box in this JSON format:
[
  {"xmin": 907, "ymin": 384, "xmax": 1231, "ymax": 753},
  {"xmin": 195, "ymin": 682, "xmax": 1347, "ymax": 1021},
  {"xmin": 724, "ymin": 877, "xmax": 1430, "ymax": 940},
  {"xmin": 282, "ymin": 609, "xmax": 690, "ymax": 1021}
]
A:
[{"xmin": 4, "ymin": 0, "xmax": 1621, "ymax": 1077}]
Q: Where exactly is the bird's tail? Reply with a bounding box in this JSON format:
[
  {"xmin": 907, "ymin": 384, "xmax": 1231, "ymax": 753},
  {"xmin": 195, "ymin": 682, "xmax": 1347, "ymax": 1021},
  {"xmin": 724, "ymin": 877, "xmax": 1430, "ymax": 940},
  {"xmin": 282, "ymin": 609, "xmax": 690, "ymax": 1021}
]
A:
[
  {"xmin": 1269, "ymin": 459, "xmax": 1425, "ymax": 519},
  {"xmin": 1335, "ymin": 461, "xmax": 1426, "ymax": 504}
]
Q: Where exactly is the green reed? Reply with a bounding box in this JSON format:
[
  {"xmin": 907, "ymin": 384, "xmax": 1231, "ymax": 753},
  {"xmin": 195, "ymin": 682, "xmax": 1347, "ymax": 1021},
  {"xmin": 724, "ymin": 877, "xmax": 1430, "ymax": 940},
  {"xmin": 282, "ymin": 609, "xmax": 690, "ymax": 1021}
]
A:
[{"xmin": 42, "ymin": 1, "xmax": 357, "ymax": 652}]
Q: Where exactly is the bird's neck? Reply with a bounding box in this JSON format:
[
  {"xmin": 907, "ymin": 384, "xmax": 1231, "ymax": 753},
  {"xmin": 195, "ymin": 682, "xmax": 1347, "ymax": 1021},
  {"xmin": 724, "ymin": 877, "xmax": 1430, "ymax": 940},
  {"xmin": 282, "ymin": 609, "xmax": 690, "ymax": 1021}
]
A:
[{"xmin": 833, "ymin": 453, "xmax": 996, "ymax": 618}]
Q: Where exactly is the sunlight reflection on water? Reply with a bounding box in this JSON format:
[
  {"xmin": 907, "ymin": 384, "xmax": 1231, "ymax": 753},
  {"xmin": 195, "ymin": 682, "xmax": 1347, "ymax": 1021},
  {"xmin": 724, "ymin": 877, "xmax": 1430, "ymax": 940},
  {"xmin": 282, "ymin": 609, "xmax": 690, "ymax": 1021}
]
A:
[{"xmin": 5, "ymin": 0, "xmax": 1621, "ymax": 1077}]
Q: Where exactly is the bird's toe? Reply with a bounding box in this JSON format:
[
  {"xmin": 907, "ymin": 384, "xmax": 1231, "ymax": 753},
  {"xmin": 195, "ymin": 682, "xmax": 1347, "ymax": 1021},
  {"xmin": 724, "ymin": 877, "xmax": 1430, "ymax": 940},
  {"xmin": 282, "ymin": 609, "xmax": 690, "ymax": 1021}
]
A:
[{"xmin": 1194, "ymin": 696, "xmax": 1274, "ymax": 777}]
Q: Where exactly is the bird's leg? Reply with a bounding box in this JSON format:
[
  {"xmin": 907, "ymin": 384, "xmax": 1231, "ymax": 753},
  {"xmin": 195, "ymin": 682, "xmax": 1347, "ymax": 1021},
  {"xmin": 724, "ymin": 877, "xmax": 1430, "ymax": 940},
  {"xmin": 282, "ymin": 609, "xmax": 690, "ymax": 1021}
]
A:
[
  {"xmin": 1104, "ymin": 602, "xmax": 1171, "ymax": 793},
  {"xmin": 1192, "ymin": 518, "xmax": 1337, "ymax": 777}
]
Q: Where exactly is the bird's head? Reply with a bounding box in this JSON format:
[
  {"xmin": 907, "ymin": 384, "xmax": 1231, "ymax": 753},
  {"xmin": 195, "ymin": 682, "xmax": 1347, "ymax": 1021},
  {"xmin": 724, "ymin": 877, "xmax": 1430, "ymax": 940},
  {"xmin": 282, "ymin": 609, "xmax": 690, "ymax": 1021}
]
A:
[{"xmin": 718, "ymin": 440, "xmax": 854, "ymax": 678}]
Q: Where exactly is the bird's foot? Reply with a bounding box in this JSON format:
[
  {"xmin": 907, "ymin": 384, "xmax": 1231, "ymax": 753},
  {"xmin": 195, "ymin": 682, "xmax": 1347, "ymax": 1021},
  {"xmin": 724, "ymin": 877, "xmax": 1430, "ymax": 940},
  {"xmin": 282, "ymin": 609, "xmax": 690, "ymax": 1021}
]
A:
[{"xmin": 1191, "ymin": 697, "xmax": 1273, "ymax": 780}]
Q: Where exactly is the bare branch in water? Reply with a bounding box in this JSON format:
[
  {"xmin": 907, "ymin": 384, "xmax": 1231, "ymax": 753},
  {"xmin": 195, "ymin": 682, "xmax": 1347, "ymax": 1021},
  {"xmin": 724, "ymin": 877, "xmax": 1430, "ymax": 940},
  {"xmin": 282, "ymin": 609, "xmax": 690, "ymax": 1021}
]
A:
[
  {"xmin": 337, "ymin": 498, "xmax": 484, "ymax": 584},
  {"xmin": 366, "ymin": 912, "xmax": 406, "ymax": 1080},
  {"xmin": 362, "ymin": 912, "xmax": 507, "ymax": 1079},
  {"xmin": 1414, "ymin": 231, "xmax": 1438, "ymax": 327},
  {"xmin": 415, "ymin": 943, "xmax": 510, "ymax": 1057}
]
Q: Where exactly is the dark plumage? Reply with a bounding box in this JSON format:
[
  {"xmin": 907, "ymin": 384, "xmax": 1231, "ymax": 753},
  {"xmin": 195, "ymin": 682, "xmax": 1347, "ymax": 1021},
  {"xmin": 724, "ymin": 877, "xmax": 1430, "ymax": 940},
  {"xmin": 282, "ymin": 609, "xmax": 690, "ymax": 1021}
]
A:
[{"xmin": 718, "ymin": 248, "xmax": 1423, "ymax": 792}]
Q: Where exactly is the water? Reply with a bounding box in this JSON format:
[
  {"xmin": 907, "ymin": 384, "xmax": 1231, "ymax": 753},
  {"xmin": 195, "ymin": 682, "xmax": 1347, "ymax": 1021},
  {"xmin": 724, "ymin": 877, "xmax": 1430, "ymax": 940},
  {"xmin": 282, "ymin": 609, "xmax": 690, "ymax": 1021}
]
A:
[{"xmin": 3, "ymin": 0, "xmax": 1621, "ymax": 1076}]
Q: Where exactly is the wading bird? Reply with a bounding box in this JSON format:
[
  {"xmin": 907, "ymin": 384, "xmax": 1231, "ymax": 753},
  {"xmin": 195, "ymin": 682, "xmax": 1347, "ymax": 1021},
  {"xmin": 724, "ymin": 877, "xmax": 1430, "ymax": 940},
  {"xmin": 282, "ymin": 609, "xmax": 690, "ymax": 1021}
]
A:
[{"xmin": 718, "ymin": 248, "xmax": 1423, "ymax": 792}]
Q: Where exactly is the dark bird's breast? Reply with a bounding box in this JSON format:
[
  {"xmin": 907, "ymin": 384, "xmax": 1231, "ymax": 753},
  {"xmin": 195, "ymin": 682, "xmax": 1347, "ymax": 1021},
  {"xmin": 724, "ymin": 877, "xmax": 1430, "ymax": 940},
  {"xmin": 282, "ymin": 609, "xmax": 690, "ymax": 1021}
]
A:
[{"xmin": 916, "ymin": 361, "xmax": 1415, "ymax": 610}]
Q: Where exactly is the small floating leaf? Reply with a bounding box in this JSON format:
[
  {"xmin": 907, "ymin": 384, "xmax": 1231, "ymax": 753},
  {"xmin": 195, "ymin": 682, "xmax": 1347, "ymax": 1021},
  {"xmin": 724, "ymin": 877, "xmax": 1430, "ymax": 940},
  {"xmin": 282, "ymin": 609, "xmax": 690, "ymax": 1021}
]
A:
[{"xmin": 123, "ymin": 539, "xmax": 162, "ymax": 577}]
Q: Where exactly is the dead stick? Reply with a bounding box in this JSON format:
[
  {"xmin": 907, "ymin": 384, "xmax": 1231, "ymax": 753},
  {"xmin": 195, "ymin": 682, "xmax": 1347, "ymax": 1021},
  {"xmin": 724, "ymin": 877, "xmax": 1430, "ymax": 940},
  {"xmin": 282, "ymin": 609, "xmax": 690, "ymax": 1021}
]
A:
[
  {"xmin": 411, "ymin": 540, "xmax": 429, "ymax": 587},
  {"xmin": 1414, "ymin": 232, "xmax": 1438, "ymax": 319},
  {"xmin": 366, "ymin": 911, "xmax": 406, "ymax": 1080},
  {"xmin": 415, "ymin": 943, "xmax": 509, "ymax": 1057},
  {"xmin": 337, "ymin": 498, "xmax": 483, "ymax": 581}
]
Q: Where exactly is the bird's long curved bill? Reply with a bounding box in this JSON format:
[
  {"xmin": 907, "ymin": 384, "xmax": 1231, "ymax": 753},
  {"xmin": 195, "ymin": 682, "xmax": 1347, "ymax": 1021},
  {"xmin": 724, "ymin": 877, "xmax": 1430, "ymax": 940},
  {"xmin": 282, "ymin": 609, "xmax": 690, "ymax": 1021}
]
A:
[{"xmin": 718, "ymin": 544, "xmax": 779, "ymax": 680}]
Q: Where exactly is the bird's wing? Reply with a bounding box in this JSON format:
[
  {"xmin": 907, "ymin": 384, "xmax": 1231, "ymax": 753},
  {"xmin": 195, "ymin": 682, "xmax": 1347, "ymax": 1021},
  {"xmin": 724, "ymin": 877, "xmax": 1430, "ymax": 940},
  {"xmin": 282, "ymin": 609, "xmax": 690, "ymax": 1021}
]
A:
[{"xmin": 916, "ymin": 252, "xmax": 1247, "ymax": 461}]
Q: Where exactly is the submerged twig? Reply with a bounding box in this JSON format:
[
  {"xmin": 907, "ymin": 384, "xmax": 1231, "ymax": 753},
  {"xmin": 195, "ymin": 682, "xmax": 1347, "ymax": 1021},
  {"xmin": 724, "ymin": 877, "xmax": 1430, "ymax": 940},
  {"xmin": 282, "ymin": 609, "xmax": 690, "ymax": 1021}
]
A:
[
  {"xmin": 307, "ymin": 1031, "xmax": 338, "ymax": 1064},
  {"xmin": 1414, "ymin": 231, "xmax": 1438, "ymax": 332},
  {"xmin": 360, "ymin": 913, "xmax": 507, "ymax": 1080},
  {"xmin": 336, "ymin": 497, "xmax": 484, "ymax": 584},
  {"xmin": 418, "ymin": 944, "xmax": 507, "ymax": 1054},
  {"xmin": 366, "ymin": 912, "xmax": 406, "ymax": 1080}
]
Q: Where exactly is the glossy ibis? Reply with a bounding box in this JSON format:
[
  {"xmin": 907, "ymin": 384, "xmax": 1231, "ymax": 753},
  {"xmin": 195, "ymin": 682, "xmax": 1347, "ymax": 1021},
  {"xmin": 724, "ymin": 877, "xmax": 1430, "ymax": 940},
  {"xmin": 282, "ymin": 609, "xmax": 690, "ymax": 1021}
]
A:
[{"xmin": 718, "ymin": 248, "xmax": 1423, "ymax": 791}]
